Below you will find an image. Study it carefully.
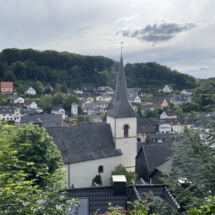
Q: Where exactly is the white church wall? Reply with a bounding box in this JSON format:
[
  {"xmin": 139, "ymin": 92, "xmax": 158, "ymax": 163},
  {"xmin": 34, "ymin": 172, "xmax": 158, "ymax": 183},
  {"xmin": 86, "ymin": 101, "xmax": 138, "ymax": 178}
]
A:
[
  {"xmin": 64, "ymin": 156, "xmax": 121, "ymax": 188},
  {"xmin": 107, "ymin": 116, "xmax": 115, "ymax": 140}
]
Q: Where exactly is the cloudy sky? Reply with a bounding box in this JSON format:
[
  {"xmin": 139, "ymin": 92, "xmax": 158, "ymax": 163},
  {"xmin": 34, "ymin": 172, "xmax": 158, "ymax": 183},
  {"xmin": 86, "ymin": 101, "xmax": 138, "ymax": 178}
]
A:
[{"xmin": 0, "ymin": 0, "xmax": 215, "ymax": 78}]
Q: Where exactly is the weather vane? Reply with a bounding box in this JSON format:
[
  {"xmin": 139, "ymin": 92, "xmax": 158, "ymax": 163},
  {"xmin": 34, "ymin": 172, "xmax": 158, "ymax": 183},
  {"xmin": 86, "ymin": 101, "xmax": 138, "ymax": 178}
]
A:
[{"xmin": 121, "ymin": 42, "xmax": 124, "ymax": 54}]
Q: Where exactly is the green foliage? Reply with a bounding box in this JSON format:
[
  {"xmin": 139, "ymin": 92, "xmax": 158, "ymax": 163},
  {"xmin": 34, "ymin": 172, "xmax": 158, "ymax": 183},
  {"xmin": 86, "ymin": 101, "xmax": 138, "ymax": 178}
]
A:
[
  {"xmin": 0, "ymin": 48, "xmax": 196, "ymax": 89},
  {"xmin": 12, "ymin": 123, "xmax": 63, "ymax": 187},
  {"xmin": 77, "ymin": 115, "xmax": 90, "ymax": 124},
  {"xmin": 111, "ymin": 165, "xmax": 138, "ymax": 185},
  {"xmin": 143, "ymin": 107, "xmax": 159, "ymax": 118},
  {"xmin": 52, "ymin": 93, "xmax": 65, "ymax": 106},
  {"xmin": 100, "ymin": 112, "xmax": 107, "ymax": 121},
  {"xmin": 172, "ymin": 105, "xmax": 183, "ymax": 116},
  {"xmin": 0, "ymin": 121, "xmax": 79, "ymax": 214},
  {"xmin": 39, "ymin": 94, "xmax": 53, "ymax": 112},
  {"xmin": 4, "ymin": 70, "xmax": 16, "ymax": 81},
  {"xmin": 136, "ymin": 103, "xmax": 144, "ymax": 117},
  {"xmin": 34, "ymin": 81, "xmax": 44, "ymax": 95},
  {"xmin": 61, "ymin": 81, "xmax": 68, "ymax": 93},
  {"xmin": 189, "ymin": 196, "xmax": 215, "ymax": 214},
  {"xmin": 92, "ymin": 175, "xmax": 102, "ymax": 185},
  {"xmin": 63, "ymin": 94, "xmax": 79, "ymax": 111},
  {"xmin": 55, "ymin": 83, "xmax": 61, "ymax": 93},
  {"xmin": 161, "ymin": 122, "xmax": 215, "ymax": 210}
]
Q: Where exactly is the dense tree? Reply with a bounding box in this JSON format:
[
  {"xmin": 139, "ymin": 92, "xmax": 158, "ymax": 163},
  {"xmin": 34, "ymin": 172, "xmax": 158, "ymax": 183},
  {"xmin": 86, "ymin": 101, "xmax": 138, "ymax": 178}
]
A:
[
  {"xmin": 172, "ymin": 105, "xmax": 183, "ymax": 116},
  {"xmin": 63, "ymin": 94, "xmax": 79, "ymax": 111},
  {"xmin": 55, "ymin": 83, "xmax": 61, "ymax": 93},
  {"xmin": 159, "ymin": 121, "xmax": 215, "ymax": 211},
  {"xmin": 111, "ymin": 165, "xmax": 137, "ymax": 185},
  {"xmin": 0, "ymin": 121, "xmax": 78, "ymax": 214},
  {"xmin": 34, "ymin": 81, "xmax": 44, "ymax": 95},
  {"xmin": 61, "ymin": 81, "xmax": 68, "ymax": 93},
  {"xmin": 39, "ymin": 94, "xmax": 53, "ymax": 112},
  {"xmin": 4, "ymin": 70, "xmax": 16, "ymax": 81},
  {"xmin": 92, "ymin": 175, "xmax": 102, "ymax": 185},
  {"xmin": 77, "ymin": 115, "xmax": 90, "ymax": 124},
  {"xmin": 52, "ymin": 93, "xmax": 65, "ymax": 106}
]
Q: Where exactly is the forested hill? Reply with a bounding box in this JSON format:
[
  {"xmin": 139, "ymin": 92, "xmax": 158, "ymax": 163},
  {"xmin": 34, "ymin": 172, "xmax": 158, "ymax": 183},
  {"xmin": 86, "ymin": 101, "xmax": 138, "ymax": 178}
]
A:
[{"xmin": 0, "ymin": 48, "xmax": 196, "ymax": 91}]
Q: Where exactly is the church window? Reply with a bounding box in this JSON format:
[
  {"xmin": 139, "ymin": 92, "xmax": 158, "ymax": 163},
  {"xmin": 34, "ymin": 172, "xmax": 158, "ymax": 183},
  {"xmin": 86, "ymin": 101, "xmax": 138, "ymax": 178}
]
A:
[
  {"xmin": 98, "ymin": 165, "xmax": 103, "ymax": 173},
  {"xmin": 123, "ymin": 124, "xmax": 130, "ymax": 137}
]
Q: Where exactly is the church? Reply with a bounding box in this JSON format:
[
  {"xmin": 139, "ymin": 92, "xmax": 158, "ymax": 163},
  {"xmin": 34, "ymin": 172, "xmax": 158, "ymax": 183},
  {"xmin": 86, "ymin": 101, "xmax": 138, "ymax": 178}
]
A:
[{"xmin": 46, "ymin": 54, "xmax": 137, "ymax": 188}]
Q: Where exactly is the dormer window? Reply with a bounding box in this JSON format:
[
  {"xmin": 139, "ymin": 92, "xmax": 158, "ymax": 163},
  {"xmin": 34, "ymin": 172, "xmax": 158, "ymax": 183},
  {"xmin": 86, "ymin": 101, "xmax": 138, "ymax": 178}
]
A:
[{"xmin": 123, "ymin": 124, "xmax": 130, "ymax": 137}]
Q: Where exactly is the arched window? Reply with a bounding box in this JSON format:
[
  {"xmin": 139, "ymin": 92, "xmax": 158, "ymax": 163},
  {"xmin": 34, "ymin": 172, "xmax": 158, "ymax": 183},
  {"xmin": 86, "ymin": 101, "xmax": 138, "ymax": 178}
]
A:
[
  {"xmin": 98, "ymin": 165, "xmax": 103, "ymax": 173},
  {"xmin": 123, "ymin": 124, "xmax": 129, "ymax": 137}
]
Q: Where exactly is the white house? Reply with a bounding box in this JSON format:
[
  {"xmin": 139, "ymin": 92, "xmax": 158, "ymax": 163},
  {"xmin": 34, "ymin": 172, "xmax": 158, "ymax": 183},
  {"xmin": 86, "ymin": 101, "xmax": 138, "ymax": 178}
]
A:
[
  {"xmin": 96, "ymin": 86, "xmax": 114, "ymax": 95},
  {"xmin": 24, "ymin": 101, "xmax": 37, "ymax": 109},
  {"xmin": 128, "ymin": 93, "xmax": 141, "ymax": 104},
  {"xmin": 24, "ymin": 86, "xmax": 36, "ymax": 95},
  {"xmin": 51, "ymin": 106, "xmax": 65, "ymax": 119},
  {"xmin": 96, "ymin": 95, "xmax": 112, "ymax": 102},
  {"xmin": 71, "ymin": 102, "xmax": 78, "ymax": 117},
  {"xmin": 73, "ymin": 89, "xmax": 83, "ymax": 95},
  {"xmin": 158, "ymin": 84, "xmax": 173, "ymax": 93},
  {"xmin": 170, "ymin": 95, "xmax": 191, "ymax": 105},
  {"xmin": 157, "ymin": 123, "xmax": 172, "ymax": 134},
  {"xmin": 7, "ymin": 96, "xmax": 25, "ymax": 104},
  {"xmin": 160, "ymin": 111, "xmax": 177, "ymax": 119},
  {"xmin": 0, "ymin": 107, "xmax": 21, "ymax": 123},
  {"xmin": 181, "ymin": 89, "xmax": 193, "ymax": 96}
]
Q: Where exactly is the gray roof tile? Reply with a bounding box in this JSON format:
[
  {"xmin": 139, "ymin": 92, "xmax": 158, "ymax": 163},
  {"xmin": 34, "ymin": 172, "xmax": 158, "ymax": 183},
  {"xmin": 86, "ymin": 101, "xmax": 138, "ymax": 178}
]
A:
[
  {"xmin": 107, "ymin": 55, "xmax": 136, "ymax": 118},
  {"xmin": 46, "ymin": 124, "xmax": 122, "ymax": 164}
]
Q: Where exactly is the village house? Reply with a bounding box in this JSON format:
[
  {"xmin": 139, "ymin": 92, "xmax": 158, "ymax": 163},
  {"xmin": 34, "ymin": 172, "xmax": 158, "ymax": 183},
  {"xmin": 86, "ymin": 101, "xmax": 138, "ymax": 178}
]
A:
[
  {"xmin": 158, "ymin": 84, "xmax": 173, "ymax": 93},
  {"xmin": 51, "ymin": 106, "xmax": 65, "ymax": 119},
  {"xmin": 73, "ymin": 89, "xmax": 83, "ymax": 95},
  {"xmin": 24, "ymin": 86, "xmax": 36, "ymax": 95},
  {"xmin": 81, "ymin": 86, "xmax": 95, "ymax": 96},
  {"xmin": 127, "ymin": 88, "xmax": 145, "ymax": 96},
  {"xmin": 90, "ymin": 112, "xmax": 102, "ymax": 122},
  {"xmin": 0, "ymin": 81, "xmax": 13, "ymax": 94},
  {"xmin": 0, "ymin": 106, "xmax": 21, "ymax": 122},
  {"xmin": 7, "ymin": 95, "xmax": 25, "ymax": 104},
  {"xmin": 83, "ymin": 103, "xmax": 97, "ymax": 115},
  {"xmin": 23, "ymin": 100, "xmax": 38, "ymax": 109},
  {"xmin": 170, "ymin": 94, "xmax": 191, "ymax": 105},
  {"xmin": 160, "ymin": 111, "xmax": 177, "ymax": 119},
  {"xmin": 181, "ymin": 89, "xmax": 193, "ymax": 96},
  {"xmin": 94, "ymin": 101, "xmax": 108, "ymax": 112},
  {"xmin": 95, "ymin": 95, "xmax": 112, "ymax": 102},
  {"xmin": 128, "ymin": 93, "xmax": 141, "ymax": 104},
  {"xmin": 156, "ymin": 121, "xmax": 172, "ymax": 134},
  {"xmin": 153, "ymin": 97, "xmax": 168, "ymax": 108},
  {"xmin": 96, "ymin": 86, "xmax": 114, "ymax": 95},
  {"xmin": 20, "ymin": 108, "xmax": 36, "ymax": 117}
]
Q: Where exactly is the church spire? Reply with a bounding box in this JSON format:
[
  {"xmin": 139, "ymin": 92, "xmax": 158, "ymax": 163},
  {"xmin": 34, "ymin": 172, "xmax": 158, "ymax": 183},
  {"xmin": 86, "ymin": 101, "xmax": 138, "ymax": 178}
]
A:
[{"xmin": 107, "ymin": 54, "xmax": 136, "ymax": 118}]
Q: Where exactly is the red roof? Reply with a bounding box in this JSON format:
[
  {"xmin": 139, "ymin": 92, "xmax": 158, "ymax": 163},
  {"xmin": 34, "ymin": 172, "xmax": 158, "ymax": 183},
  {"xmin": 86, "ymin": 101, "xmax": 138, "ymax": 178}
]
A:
[{"xmin": 1, "ymin": 82, "xmax": 13, "ymax": 88}]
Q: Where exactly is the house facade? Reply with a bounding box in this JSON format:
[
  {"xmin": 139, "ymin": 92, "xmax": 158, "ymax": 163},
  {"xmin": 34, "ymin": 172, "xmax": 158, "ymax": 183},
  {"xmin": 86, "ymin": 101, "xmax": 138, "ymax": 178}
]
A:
[
  {"xmin": 0, "ymin": 107, "xmax": 21, "ymax": 122},
  {"xmin": 181, "ymin": 89, "xmax": 193, "ymax": 96},
  {"xmin": 170, "ymin": 95, "xmax": 191, "ymax": 105},
  {"xmin": 7, "ymin": 96, "xmax": 25, "ymax": 104},
  {"xmin": 96, "ymin": 95, "xmax": 112, "ymax": 102},
  {"xmin": 51, "ymin": 106, "xmax": 65, "ymax": 119},
  {"xmin": 96, "ymin": 86, "xmax": 114, "ymax": 95},
  {"xmin": 160, "ymin": 111, "xmax": 177, "ymax": 119},
  {"xmin": 24, "ymin": 87, "xmax": 36, "ymax": 95},
  {"xmin": 24, "ymin": 101, "xmax": 37, "ymax": 109},
  {"xmin": 0, "ymin": 82, "xmax": 13, "ymax": 94},
  {"xmin": 158, "ymin": 84, "xmax": 173, "ymax": 93},
  {"xmin": 71, "ymin": 102, "xmax": 78, "ymax": 117},
  {"xmin": 128, "ymin": 93, "xmax": 141, "ymax": 103}
]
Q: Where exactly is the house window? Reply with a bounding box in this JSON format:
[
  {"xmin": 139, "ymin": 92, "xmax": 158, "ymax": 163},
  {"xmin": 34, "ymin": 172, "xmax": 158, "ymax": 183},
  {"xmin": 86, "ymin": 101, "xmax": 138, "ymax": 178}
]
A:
[
  {"xmin": 98, "ymin": 165, "xmax": 103, "ymax": 173},
  {"xmin": 123, "ymin": 124, "xmax": 130, "ymax": 137}
]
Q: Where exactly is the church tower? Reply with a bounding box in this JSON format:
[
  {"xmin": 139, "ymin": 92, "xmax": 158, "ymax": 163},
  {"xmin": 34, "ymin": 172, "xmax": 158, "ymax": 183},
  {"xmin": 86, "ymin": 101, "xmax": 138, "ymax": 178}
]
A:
[{"xmin": 107, "ymin": 54, "xmax": 137, "ymax": 171}]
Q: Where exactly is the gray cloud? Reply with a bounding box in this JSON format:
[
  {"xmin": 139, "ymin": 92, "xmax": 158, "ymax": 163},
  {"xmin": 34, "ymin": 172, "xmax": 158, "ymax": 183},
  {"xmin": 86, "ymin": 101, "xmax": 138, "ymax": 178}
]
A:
[
  {"xmin": 116, "ymin": 19, "xmax": 198, "ymax": 44},
  {"xmin": 198, "ymin": 66, "xmax": 208, "ymax": 71}
]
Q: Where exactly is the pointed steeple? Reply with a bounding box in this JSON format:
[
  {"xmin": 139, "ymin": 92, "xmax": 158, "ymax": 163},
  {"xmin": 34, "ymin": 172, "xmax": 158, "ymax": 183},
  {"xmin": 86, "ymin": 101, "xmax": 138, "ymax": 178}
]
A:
[{"xmin": 107, "ymin": 54, "xmax": 136, "ymax": 118}]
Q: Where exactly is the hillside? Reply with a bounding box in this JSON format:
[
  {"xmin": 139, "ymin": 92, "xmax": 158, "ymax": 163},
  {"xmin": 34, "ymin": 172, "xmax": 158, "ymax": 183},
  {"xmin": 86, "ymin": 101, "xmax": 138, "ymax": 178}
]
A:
[{"xmin": 0, "ymin": 48, "xmax": 196, "ymax": 91}]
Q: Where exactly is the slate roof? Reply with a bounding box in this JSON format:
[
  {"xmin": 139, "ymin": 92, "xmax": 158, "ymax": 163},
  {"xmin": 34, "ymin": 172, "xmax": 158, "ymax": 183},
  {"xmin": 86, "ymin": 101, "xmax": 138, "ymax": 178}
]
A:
[
  {"xmin": 159, "ymin": 84, "xmax": 173, "ymax": 90},
  {"xmin": 171, "ymin": 94, "xmax": 191, "ymax": 102},
  {"xmin": 97, "ymin": 86, "xmax": 114, "ymax": 92},
  {"xmin": 146, "ymin": 133, "xmax": 176, "ymax": 144},
  {"xmin": 24, "ymin": 100, "xmax": 34, "ymax": 106},
  {"xmin": 136, "ymin": 143, "xmax": 173, "ymax": 172},
  {"xmin": 156, "ymin": 159, "xmax": 174, "ymax": 173},
  {"xmin": 165, "ymin": 110, "xmax": 176, "ymax": 116},
  {"xmin": 127, "ymin": 88, "xmax": 141, "ymax": 94},
  {"xmin": 46, "ymin": 124, "xmax": 122, "ymax": 164},
  {"xmin": 137, "ymin": 118, "xmax": 161, "ymax": 134},
  {"xmin": 21, "ymin": 114, "xmax": 62, "ymax": 127},
  {"xmin": 128, "ymin": 93, "xmax": 139, "ymax": 102},
  {"xmin": 20, "ymin": 108, "xmax": 36, "ymax": 115},
  {"xmin": 85, "ymin": 103, "xmax": 97, "ymax": 111},
  {"xmin": 134, "ymin": 178, "xmax": 149, "ymax": 185},
  {"xmin": 25, "ymin": 86, "xmax": 35, "ymax": 92},
  {"xmin": 7, "ymin": 95, "xmax": 22, "ymax": 101},
  {"xmin": 51, "ymin": 106, "xmax": 64, "ymax": 112},
  {"xmin": 0, "ymin": 106, "xmax": 15, "ymax": 114},
  {"xmin": 153, "ymin": 97, "xmax": 166, "ymax": 106},
  {"xmin": 67, "ymin": 184, "xmax": 180, "ymax": 214},
  {"xmin": 79, "ymin": 122, "xmax": 107, "ymax": 126},
  {"xmin": 107, "ymin": 55, "xmax": 136, "ymax": 118}
]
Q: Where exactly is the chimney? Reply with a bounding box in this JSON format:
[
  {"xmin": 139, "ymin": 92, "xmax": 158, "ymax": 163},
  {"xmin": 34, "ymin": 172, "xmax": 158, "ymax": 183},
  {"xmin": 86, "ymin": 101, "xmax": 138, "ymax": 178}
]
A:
[{"xmin": 112, "ymin": 175, "xmax": 127, "ymax": 196}]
